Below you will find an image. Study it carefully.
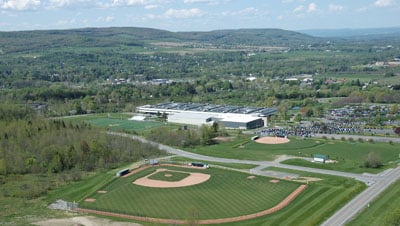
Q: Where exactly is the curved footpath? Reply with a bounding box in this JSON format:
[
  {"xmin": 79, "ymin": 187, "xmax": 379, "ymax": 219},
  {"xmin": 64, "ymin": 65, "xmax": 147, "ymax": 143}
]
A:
[{"xmin": 107, "ymin": 132, "xmax": 400, "ymax": 226}]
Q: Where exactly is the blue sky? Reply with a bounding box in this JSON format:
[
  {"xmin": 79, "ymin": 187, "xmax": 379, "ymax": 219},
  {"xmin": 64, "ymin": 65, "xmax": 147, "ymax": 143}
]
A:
[{"xmin": 0, "ymin": 0, "xmax": 399, "ymax": 31}]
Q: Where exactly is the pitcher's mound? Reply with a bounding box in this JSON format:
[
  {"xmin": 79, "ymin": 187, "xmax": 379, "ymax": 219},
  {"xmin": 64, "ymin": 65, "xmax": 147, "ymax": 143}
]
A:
[{"xmin": 255, "ymin": 136, "xmax": 290, "ymax": 144}]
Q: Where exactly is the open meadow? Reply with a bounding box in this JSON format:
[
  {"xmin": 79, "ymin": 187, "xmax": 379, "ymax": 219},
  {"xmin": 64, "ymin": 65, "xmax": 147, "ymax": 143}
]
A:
[{"xmin": 188, "ymin": 136, "xmax": 400, "ymax": 173}]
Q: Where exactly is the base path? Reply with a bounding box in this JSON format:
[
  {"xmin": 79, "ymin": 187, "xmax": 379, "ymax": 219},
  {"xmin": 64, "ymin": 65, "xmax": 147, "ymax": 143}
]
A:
[{"xmin": 77, "ymin": 185, "xmax": 307, "ymax": 225}]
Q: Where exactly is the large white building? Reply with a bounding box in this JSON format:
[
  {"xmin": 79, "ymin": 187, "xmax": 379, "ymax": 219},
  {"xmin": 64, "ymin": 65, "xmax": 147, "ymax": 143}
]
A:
[{"xmin": 136, "ymin": 102, "xmax": 276, "ymax": 130}]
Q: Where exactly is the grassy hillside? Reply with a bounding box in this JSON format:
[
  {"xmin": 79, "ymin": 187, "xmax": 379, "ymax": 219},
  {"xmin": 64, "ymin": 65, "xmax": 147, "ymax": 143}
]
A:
[{"xmin": 0, "ymin": 27, "xmax": 320, "ymax": 53}]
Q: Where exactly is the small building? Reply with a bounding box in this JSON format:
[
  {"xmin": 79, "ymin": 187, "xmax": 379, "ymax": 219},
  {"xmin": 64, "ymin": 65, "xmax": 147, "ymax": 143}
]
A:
[
  {"xmin": 189, "ymin": 162, "xmax": 209, "ymax": 169},
  {"xmin": 116, "ymin": 168, "xmax": 130, "ymax": 177},
  {"xmin": 313, "ymin": 154, "xmax": 328, "ymax": 163}
]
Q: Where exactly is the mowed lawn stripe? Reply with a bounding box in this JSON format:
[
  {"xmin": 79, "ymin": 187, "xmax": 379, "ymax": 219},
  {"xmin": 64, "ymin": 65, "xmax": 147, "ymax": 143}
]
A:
[
  {"xmin": 270, "ymin": 186, "xmax": 330, "ymax": 225},
  {"xmin": 285, "ymin": 188, "xmax": 342, "ymax": 226},
  {"xmin": 80, "ymin": 166, "xmax": 301, "ymax": 220}
]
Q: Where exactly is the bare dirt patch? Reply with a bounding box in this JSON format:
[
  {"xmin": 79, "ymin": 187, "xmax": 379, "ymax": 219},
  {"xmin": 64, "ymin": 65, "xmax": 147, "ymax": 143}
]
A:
[
  {"xmin": 33, "ymin": 216, "xmax": 142, "ymax": 226},
  {"xmin": 97, "ymin": 190, "xmax": 107, "ymax": 194},
  {"xmin": 292, "ymin": 177, "xmax": 322, "ymax": 183},
  {"xmin": 133, "ymin": 168, "xmax": 210, "ymax": 188},
  {"xmin": 84, "ymin": 198, "xmax": 96, "ymax": 202},
  {"xmin": 247, "ymin": 175, "xmax": 256, "ymax": 179},
  {"xmin": 270, "ymin": 179, "xmax": 280, "ymax": 183},
  {"xmin": 255, "ymin": 136, "xmax": 290, "ymax": 144}
]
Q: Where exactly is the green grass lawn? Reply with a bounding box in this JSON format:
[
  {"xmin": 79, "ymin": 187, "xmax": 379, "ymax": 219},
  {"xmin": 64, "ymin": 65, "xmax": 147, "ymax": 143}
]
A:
[
  {"xmin": 219, "ymin": 167, "xmax": 365, "ymax": 226},
  {"xmin": 346, "ymin": 179, "xmax": 400, "ymax": 226},
  {"xmin": 87, "ymin": 118, "xmax": 164, "ymax": 132},
  {"xmin": 186, "ymin": 136, "xmax": 400, "ymax": 173},
  {"xmin": 79, "ymin": 165, "xmax": 301, "ymax": 220},
  {"xmin": 71, "ymin": 164, "xmax": 365, "ymax": 225},
  {"xmin": 3, "ymin": 164, "xmax": 363, "ymax": 226}
]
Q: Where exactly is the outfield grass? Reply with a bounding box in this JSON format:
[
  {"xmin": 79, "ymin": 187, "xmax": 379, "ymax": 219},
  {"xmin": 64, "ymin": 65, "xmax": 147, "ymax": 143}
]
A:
[
  {"xmin": 61, "ymin": 165, "xmax": 365, "ymax": 226},
  {"xmin": 217, "ymin": 167, "xmax": 365, "ymax": 226},
  {"xmin": 347, "ymin": 179, "xmax": 400, "ymax": 226},
  {"xmin": 187, "ymin": 136, "xmax": 400, "ymax": 173},
  {"xmin": 79, "ymin": 166, "xmax": 301, "ymax": 220},
  {"xmin": 87, "ymin": 118, "xmax": 164, "ymax": 132}
]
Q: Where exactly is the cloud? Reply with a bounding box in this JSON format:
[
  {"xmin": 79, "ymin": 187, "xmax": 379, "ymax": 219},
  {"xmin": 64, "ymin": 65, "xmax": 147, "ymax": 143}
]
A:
[
  {"xmin": 111, "ymin": 0, "xmax": 155, "ymax": 7},
  {"xmin": 144, "ymin": 4, "xmax": 159, "ymax": 9},
  {"xmin": 328, "ymin": 4, "xmax": 344, "ymax": 12},
  {"xmin": 293, "ymin": 5, "xmax": 304, "ymax": 13},
  {"xmin": 46, "ymin": 0, "xmax": 93, "ymax": 10},
  {"xmin": 1, "ymin": 0, "xmax": 40, "ymax": 11},
  {"xmin": 164, "ymin": 8, "xmax": 203, "ymax": 18},
  {"xmin": 184, "ymin": 0, "xmax": 213, "ymax": 3},
  {"xmin": 374, "ymin": 0, "xmax": 393, "ymax": 7},
  {"xmin": 307, "ymin": 3, "xmax": 317, "ymax": 13}
]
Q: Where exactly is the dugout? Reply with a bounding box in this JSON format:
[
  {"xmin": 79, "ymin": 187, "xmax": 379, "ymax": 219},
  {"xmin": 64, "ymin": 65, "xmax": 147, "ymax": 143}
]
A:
[
  {"xmin": 189, "ymin": 162, "xmax": 209, "ymax": 169},
  {"xmin": 116, "ymin": 168, "xmax": 130, "ymax": 177},
  {"xmin": 313, "ymin": 154, "xmax": 328, "ymax": 163}
]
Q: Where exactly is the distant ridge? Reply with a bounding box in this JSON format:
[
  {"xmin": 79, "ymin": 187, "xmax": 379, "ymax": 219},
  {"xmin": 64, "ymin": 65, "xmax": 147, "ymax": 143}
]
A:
[
  {"xmin": 299, "ymin": 27, "xmax": 400, "ymax": 38},
  {"xmin": 0, "ymin": 27, "xmax": 320, "ymax": 53}
]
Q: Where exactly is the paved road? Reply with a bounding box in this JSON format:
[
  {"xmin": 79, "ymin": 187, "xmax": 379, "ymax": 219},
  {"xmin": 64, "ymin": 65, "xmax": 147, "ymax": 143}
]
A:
[
  {"xmin": 108, "ymin": 131, "xmax": 400, "ymax": 226},
  {"xmin": 321, "ymin": 166, "xmax": 400, "ymax": 226}
]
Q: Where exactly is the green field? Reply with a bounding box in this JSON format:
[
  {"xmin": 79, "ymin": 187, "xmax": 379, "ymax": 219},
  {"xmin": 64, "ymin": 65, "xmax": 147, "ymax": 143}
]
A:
[
  {"xmin": 80, "ymin": 165, "xmax": 301, "ymax": 220},
  {"xmin": 87, "ymin": 118, "xmax": 164, "ymax": 132},
  {"xmin": 57, "ymin": 164, "xmax": 365, "ymax": 225},
  {"xmin": 187, "ymin": 137, "xmax": 400, "ymax": 173}
]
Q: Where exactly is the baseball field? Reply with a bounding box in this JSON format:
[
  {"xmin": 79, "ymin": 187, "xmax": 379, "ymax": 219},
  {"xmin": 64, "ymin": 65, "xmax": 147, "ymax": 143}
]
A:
[{"xmin": 78, "ymin": 165, "xmax": 304, "ymax": 223}]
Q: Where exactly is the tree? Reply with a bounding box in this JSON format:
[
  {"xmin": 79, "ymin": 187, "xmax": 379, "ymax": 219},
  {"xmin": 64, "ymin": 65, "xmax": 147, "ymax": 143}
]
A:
[
  {"xmin": 394, "ymin": 127, "xmax": 400, "ymax": 136},
  {"xmin": 199, "ymin": 124, "xmax": 215, "ymax": 145},
  {"xmin": 363, "ymin": 151, "xmax": 382, "ymax": 168}
]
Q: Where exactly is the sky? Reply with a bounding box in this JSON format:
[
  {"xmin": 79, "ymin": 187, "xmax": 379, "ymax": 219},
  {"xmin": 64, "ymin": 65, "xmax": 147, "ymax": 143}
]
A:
[{"xmin": 0, "ymin": 0, "xmax": 399, "ymax": 32}]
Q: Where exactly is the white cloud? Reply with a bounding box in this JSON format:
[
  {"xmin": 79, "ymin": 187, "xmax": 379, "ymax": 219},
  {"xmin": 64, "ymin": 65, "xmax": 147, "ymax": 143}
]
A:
[
  {"xmin": 328, "ymin": 4, "xmax": 344, "ymax": 12},
  {"xmin": 293, "ymin": 5, "xmax": 304, "ymax": 13},
  {"xmin": 307, "ymin": 3, "xmax": 317, "ymax": 13},
  {"xmin": 111, "ymin": 0, "xmax": 153, "ymax": 7},
  {"xmin": 374, "ymin": 0, "xmax": 394, "ymax": 7},
  {"xmin": 164, "ymin": 8, "xmax": 203, "ymax": 18},
  {"xmin": 46, "ymin": 0, "xmax": 92, "ymax": 9},
  {"xmin": 1, "ymin": 0, "xmax": 40, "ymax": 11},
  {"xmin": 184, "ymin": 0, "xmax": 213, "ymax": 3},
  {"xmin": 144, "ymin": 4, "xmax": 158, "ymax": 9}
]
